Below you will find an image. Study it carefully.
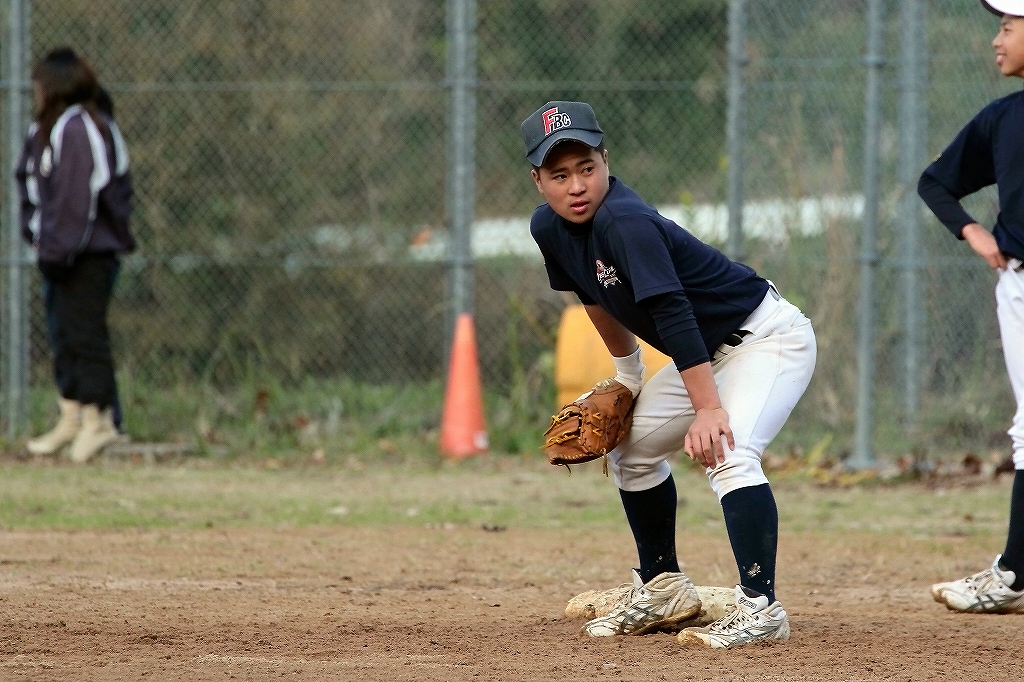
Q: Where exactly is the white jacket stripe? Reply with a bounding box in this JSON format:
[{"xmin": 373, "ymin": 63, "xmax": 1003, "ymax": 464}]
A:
[
  {"xmin": 109, "ymin": 121, "xmax": 130, "ymax": 176},
  {"xmin": 79, "ymin": 112, "xmax": 112, "ymax": 222},
  {"xmin": 50, "ymin": 104, "xmax": 112, "ymax": 223},
  {"xmin": 49, "ymin": 105, "xmax": 80, "ymax": 164}
]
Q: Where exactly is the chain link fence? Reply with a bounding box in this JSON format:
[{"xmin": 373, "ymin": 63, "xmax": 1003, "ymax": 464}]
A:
[
  {"xmin": 1, "ymin": 0, "xmax": 1019, "ymax": 463},
  {"xmin": 741, "ymin": 0, "xmax": 1018, "ymax": 461}
]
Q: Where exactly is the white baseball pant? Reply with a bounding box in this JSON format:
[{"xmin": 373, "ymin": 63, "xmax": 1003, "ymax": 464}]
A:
[
  {"xmin": 997, "ymin": 258, "xmax": 1024, "ymax": 470},
  {"xmin": 607, "ymin": 286, "xmax": 817, "ymax": 500}
]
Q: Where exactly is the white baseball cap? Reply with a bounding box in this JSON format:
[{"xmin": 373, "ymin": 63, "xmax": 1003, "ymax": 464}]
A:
[{"xmin": 982, "ymin": 0, "xmax": 1024, "ymax": 17}]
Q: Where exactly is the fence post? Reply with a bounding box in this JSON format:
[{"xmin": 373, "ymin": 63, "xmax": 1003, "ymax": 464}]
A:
[
  {"xmin": 899, "ymin": 0, "xmax": 925, "ymax": 436},
  {"xmin": 445, "ymin": 0, "xmax": 477, "ymax": 340},
  {"xmin": 725, "ymin": 0, "xmax": 746, "ymax": 262},
  {"xmin": 3, "ymin": 0, "xmax": 30, "ymax": 440},
  {"xmin": 851, "ymin": 0, "xmax": 885, "ymax": 469}
]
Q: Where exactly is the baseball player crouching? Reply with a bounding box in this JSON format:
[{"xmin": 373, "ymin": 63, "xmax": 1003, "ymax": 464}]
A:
[
  {"xmin": 918, "ymin": 0, "xmax": 1024, "ymax": 615},
  {"xmin": 520, "ymin": 101, "xmax": 817, "ymax": 647}
]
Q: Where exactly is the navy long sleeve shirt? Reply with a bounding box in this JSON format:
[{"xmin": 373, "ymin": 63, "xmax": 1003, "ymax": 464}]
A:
[
  {"xmin": 918, "ymin": 90, "xmax": 1024, "ymax": 261},
  {"xmin": 531, "ymin": 178, "xmax": 768, "ymax": 371}
]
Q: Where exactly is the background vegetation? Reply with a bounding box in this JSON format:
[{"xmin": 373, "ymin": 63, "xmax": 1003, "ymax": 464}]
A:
[{"xmin": 1, "ymin": 1, "xmax": 1019, "ymax": 465}]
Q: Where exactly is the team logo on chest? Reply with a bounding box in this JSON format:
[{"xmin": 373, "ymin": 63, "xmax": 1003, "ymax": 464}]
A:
[{"xmin": 595, "ymin": 259, "xmax": 621, "ymax": 288}]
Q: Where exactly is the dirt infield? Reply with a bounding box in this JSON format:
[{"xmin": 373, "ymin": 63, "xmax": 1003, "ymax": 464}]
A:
[
  {"xmin": 0, "ymin": 461, "xmax": 1022, "ymax": 680},
  {"xmin": 2, "ymin": 520, "xmax": 1023, "ymax": 681}
]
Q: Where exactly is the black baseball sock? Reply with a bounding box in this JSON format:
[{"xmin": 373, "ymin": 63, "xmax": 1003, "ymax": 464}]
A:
[
  {"xmin": 999, "ymin": 469, "xmax": 1024, "ymax": 591},
  {"xmin": 721, "ymin": 483, "xmax": 779, "ymax": 603},
  {"xmin": 619, "ymin": 475, "xmax": 680, "ymax": 584}
]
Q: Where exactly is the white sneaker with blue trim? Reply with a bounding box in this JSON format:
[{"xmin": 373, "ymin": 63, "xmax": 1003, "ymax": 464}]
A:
[
  {"xmin": 679, "ymin": 585, "xmax": 790, "ymax": 648},
  {"xmin": 583, "ymin": 570, "xmax": 701, "ymax": 636},
  {"xmin": 931, "ymin": 555, "xmax": 1024, "ymax": 614}
]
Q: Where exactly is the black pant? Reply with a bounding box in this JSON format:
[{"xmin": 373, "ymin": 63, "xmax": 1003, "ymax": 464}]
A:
[
  {"xmin": 44, "ymin": 262, "xmax": 124, "ymax": 427},
  {"xmin": 48, "ymin": 253, "xmax": 118, "ymax": 408}
]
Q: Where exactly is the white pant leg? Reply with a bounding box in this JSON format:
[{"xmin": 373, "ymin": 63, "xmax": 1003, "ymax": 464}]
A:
[
  {"xmin": 608, "ymin": 292, "xmax": 817, "ymax": 499},
  {"xmin": 996, "ymin": 261, "xmax": 1024, "ymax": 469},
  {"xmin": 707, "ymin": 299, "xmax": 817, "ymax": 498},
  {"xmin": 605, "ymin": 361, "xmax": 691, "ymax": 492}
]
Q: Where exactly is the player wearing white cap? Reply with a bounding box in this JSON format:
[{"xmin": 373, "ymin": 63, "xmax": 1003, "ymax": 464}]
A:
[{"xmin": 919, "ymin": 0, "xmax": 1024, "ymax": 614}]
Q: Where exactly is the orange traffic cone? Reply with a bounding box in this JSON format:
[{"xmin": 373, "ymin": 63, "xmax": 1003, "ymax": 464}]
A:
[{"xmin": 440, "ymin": 312, "xmax": 488, "ymax": 459}]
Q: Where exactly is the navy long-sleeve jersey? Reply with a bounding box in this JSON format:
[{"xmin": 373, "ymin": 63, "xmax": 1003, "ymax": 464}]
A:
[
  {"xmin": 918, "ymin": 90, "xmax": 1024, "ymax": 261},
  {"xmin": 531, "ymin": 177, "xmax": 768, "ymax": 371}
]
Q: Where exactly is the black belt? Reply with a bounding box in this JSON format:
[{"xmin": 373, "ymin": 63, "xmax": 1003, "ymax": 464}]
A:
[
  {"xmin": 723, "ymin": 285, "xmax": 780, "ymax": 347},
  {"xmin": 723, "ymin": 330, "xmax": 751, "ymax": 347}
]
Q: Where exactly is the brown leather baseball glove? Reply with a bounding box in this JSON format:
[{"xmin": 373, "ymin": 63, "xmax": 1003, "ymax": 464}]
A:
[{"xmin": 543, "ymin": 378, "xmax": 636, "ymax": 468}]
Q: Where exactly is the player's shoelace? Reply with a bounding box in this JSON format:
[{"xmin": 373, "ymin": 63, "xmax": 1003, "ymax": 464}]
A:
[
  {"xmin": 707, "ymin": 606, "xmax": 755, "ymax": 635},
  {"xmin": 609, "ymin": 586, "xmax": 663, "ymax": 619},
  {"xmin": 603, "ymin": 574, "xmax": 655, "ymax": 611},
  {"xmin": 958, "ymin": 561, "xmax": 1013, "ymax": 597},
  {"xmin": 612, "ymin": 583, "xmax": 638, "ymax": 607},
  {"xmin": 709, "ymin": 599, "xmax": 787, "ymax": 642},
  {"xmin": 963, "ymin": 568, "xmax": 1000, "ymax": 596}
]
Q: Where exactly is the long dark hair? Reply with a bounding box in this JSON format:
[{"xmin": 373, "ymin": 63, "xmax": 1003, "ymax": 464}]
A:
[{"xmin": 31, "ymin": 47, "xmax": 106, "ymax": 148}]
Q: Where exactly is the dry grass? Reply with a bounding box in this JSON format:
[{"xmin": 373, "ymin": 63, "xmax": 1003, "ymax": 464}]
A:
[{"xmin": 0, "ymin": 456, "xmax": 1012, "ymax": 542}]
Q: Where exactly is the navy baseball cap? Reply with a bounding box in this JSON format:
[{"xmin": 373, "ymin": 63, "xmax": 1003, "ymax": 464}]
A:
[
  {"xmin": 982, "ymin": 0, "xmax": 1024, "ymax": 16},
  {"xmin": 520, "ymin": 101, "xmax": 604, "ymax": 167}
]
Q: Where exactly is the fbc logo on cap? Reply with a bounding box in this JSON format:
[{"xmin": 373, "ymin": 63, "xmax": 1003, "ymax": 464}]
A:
[
  {"xmin": 521, "ymin": 100, "xmax": 603, "ymax": 166},
  {"xmin": 542, "ymin": 107, "xmax": 572, "ymax": 136}
]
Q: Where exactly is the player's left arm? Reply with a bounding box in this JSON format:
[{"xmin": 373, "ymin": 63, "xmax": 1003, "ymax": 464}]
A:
[
  {"xmin": 678, "ymin": 362, "xmax": 733, "ymax": 469},
  {"xmin": 637, "ymin": 286, "xmax": 733, "ymax": 468},
  {"xmin": 608, "ymin": 217, "xmax": 734, "ymax": 467}
]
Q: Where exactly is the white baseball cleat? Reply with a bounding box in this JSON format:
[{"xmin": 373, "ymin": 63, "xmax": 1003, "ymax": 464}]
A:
[
  {"xmin": 583, "ymin": 569, "xmax": 702, "ymax": 636},
  {"xmin": 931, "ymin": 555, "xmax": 1024, "ymax": 614},
  {"xmin": 678, "ymin": 585, "xmax": 790, "ymax": 648}
]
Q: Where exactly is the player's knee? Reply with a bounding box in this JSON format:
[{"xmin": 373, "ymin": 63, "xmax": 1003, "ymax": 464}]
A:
[
  {"xmin": 708, "ymin": 454, "xmax": 769, "ymax": 501},
  {"xmin": 611, "ymin": 453, "xmax": 672, "ymax": 492}
]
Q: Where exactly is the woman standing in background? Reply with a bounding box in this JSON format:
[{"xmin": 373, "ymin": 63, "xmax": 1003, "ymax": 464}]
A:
[{"xmin": 15, "ymin": 47, "xmax": 134, "ymax": 463}]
